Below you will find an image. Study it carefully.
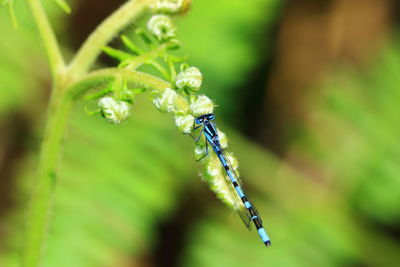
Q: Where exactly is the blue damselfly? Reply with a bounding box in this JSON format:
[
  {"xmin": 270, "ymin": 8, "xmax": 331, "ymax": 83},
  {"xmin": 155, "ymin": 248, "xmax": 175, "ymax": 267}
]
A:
[{"xmin": 190, "ymin": 113, "xmax": 271, "ymax": 246}]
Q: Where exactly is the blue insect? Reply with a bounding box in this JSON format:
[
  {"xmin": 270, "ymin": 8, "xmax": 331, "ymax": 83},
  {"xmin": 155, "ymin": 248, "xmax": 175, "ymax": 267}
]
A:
[{"xmin": 190, "ymin": 113, "xmax": 271, "ymax": 246}]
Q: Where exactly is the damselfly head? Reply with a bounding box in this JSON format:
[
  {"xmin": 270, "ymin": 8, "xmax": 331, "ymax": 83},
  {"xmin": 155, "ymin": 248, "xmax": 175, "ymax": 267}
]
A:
[
  {"xmin": 195, "ymin": 113, "xmax": 215, "ymax": 124},
  {"xmin": 207, "ymin": 114, "xmax": 215, "ymax": 120}
]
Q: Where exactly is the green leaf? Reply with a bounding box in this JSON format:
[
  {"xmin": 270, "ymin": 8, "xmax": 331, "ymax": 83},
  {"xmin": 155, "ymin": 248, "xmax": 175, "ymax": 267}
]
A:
[
  {"xmin": 102, "ymin": 46, "xmax": 133, "ymax": 62},
  {"xmin": 121, "ymin": 35, "xmax": 144, "ymax": 55}
]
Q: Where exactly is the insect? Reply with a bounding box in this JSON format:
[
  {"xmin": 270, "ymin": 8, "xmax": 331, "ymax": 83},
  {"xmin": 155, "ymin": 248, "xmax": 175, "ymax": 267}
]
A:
[{"xmin": 190, "ymin": 113, "xmax": 271, "ymax": 246}]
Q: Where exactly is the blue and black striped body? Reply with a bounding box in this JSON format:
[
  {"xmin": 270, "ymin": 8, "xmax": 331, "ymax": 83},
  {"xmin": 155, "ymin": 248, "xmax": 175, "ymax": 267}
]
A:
[{"xmin": 195, "ymin": 113, "xmax": 271, "ymax": 246}]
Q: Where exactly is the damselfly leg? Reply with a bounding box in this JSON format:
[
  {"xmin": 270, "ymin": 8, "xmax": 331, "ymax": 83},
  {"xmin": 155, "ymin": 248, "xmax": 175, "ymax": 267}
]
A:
[{"xmin": 188, "ymin": 123, "xmax": 210, "ymax": 161}]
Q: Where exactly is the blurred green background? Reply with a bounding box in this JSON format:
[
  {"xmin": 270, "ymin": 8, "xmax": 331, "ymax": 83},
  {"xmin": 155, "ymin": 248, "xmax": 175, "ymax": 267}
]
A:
[{"xmin": 1, "ymin": 0, "xmax": 400, "ymax": 266}]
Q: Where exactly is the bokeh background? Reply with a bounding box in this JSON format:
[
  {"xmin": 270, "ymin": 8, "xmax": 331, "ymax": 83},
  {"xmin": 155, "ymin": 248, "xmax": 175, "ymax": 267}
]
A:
[{"xmin": 1, "ymin": 0, "xmax": 400, "ymax": 266}]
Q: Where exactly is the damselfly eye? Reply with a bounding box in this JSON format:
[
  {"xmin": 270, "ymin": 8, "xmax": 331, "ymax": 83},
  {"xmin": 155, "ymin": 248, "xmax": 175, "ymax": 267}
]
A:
[
  {"xmin": 207, "ymin": 114, "xmax": 215, "ymax": 120},
  {"xmin": 196, "ymin": 118, "xmax": 203, "ymax": 124}
]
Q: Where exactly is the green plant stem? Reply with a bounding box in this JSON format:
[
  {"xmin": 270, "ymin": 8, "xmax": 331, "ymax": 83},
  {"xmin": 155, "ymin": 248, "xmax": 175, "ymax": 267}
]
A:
[
  {"xmin": 69, "ymin": 68, "xmax": 171, "ymax": 98},
  {"xmin": 124, "ymin": 42, "xmax": 170, "ymax": 69},
  {"xmin": 22, "ymin": 86, "xmax": 73, "ymax": 267},
  {"xmin": 26, "ymin": 0, "xmax": 65, "ymax": 78},
  {"xmin": 68, "ymin": 0, "xmax": 155, "ymax": 77}
]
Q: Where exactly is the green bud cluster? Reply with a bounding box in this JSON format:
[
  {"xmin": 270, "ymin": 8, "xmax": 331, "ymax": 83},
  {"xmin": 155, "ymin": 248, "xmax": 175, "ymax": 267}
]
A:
[
  {"xmin": 96, "ymin": 0, "xmax": 239, "ymax": 212},
  {"xmin": 190, "ymin": 95, "xmax": 214, "ymax": 116},
  {"xmin": 175, "ymin": 114, "xmax": 195, "ymax": 134},
  {"xmin": 98, "ymin": 96, "xmax": 131, "ymax": 124},
  {"xmin": 176, "ymin": 66, "xmax": 203, "ymax": 93},
  {"xmin": 151, "ymin": 65, "xmax": 211, "ymax": 134},
  {"xmin": 150, "ymin": 0, "xmax": 191, "ymax": 15},
  {"xmin": 152, "ymin": 88, "xmax": 189, "ymax": 114},
  {"xmin": 147, "ymin": 0, "xmax": 192, "ymax": 43},
  {"xmin": 147, "ymin": 14, "xmax": 176, "ymax": 42}
]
